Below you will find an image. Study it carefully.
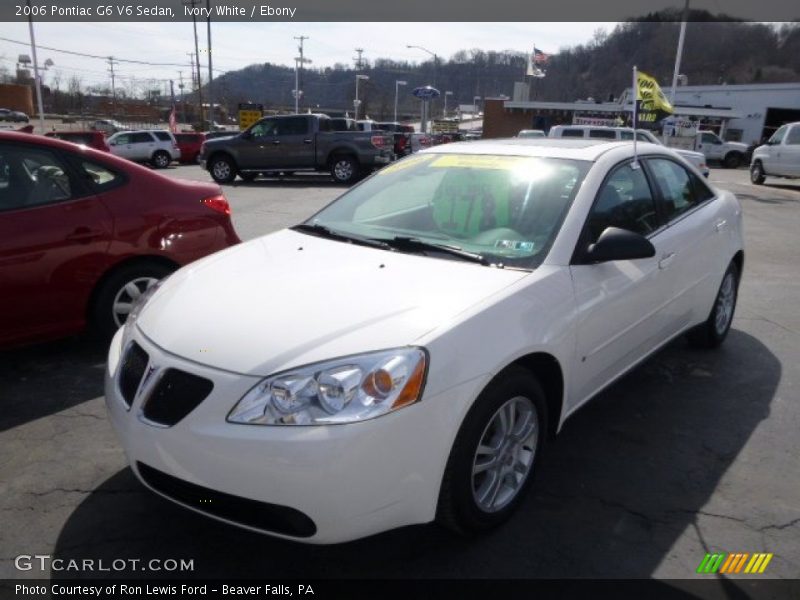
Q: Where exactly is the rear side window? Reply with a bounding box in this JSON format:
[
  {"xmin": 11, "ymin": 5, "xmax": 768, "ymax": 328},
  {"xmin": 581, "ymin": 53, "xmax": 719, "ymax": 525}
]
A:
[
  {"xmin": 153, "ymin": 131, "xmax": 172, "ymax": 142},
  {"xmin": 560, "ymin": 129, "xmax": 585, "ymax": 138},
  {"xmin": 588, "ymin": 129, "xmax": 617, "ymax": 139},
  {"xmin": 78, "ymin": 159, "xmax": 122, "ymax": 190},
  {"xmin": 131, "ymin": 132, "xmax": 154, "ymax": 143},
  {"xmin": 647, "ymin": 158, "xmax": 712, "ymax": 222},
  {"xmin": 317, "ymin": 119, "xmax": 331, "ymax": 132},
  {"xmin": 0, "ymin": 144, "xmax": 76, "ymax": 212},
  {"xmin": 276, "ymin": 117, "xmax": 309, "ymax": 136}
]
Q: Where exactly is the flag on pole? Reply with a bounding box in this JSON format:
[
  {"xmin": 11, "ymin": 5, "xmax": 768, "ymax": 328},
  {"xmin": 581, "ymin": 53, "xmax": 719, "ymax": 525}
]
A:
[
  {"xmin": 168, "ymin": 106, "xmax": 177, "ymax": 133},
  {"xmin": 635, "ymin": 70, "xmax": 674, "ymax": 128},
  {"xmin": 526, "ymin": 46, "xmax": 548, "ymax": 78}
]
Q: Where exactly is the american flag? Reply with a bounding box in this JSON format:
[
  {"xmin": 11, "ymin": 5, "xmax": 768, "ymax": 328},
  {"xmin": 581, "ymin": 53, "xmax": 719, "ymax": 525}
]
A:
[{"xmin": 533, "ymin": 47, "xmax": 549, "ymax": 65}]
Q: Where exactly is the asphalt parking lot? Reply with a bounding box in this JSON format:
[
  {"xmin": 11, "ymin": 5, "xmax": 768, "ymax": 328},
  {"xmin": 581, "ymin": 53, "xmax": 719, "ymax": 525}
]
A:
[{"xmin": 1, "ymin": 164, "xmax": 798, "ymax": 581}]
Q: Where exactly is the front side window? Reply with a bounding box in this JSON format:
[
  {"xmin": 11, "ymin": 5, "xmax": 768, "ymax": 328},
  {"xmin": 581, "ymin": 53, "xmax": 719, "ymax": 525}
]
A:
[
  {"xmin": 304, "ymin": 153, "xmax": 590, "ymax": 270},
  {"xmin": 0, "ymin": 144, "xmax": 74, "ymax": 212},
  {"xmin": 248, "ymin": 119, "xmax": 278, "ymax": 138},
  {"xmin": 785, "ymin": 126, "xmax": 800, "ymax": 145},
  {"xmin": 701, "ymin": 132, "xmax": 720, "ymax": 145},
  {"xmin": 113, "ymin": 134, "xmax": 131, "ymax": 145},
  {"xmin": 647, "ymin": 158, "xmax": 712, "ymax": 222},
  {"xmin": 769, "ymin": 125, "xmax": 787, "ymax": 145},
  {"xmin": 587, "ymin": 162, "xmax": 658, "ymax": 242}
]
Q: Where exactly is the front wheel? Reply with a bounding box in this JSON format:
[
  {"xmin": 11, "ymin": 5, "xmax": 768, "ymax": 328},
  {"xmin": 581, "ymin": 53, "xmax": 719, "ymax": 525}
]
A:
[
  {"xmin": 151, "ymin": 150, "xmax": 171, "ymax": 169},
  {"xmin": 330, "ymin": 155, "xmax": 360, "ymax": 184},
  {"xmin": 437, "ymin": 367, "xmax": 547, "ymax": 535},
  {"xmin": 208, "ymin": 155, "xmax": 237, "ymax": 184},
  {"xmin": 750, "ymin": 161, "xmax": 766, "ymax": 185},
  {"xmin": 92, "ymin": 262, "xmax": 175, "ymax": 340},
  {"xmin": 688, "ymin": 262, "xmax": 739, "ymax": 348}
]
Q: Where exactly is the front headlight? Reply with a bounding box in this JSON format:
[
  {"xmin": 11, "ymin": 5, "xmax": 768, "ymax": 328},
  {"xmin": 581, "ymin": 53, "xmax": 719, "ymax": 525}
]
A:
[{"xmin": 228, "ymin": 348, "xmax": 428, "ymax": 426}]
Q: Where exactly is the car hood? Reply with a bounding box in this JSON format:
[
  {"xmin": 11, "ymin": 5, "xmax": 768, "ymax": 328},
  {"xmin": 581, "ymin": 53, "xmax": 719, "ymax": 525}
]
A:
[
  {"xmin": 726, "ymin": 141, "xmax": 749, "ymax": 151},
  {"xmin": 137, "ymin": 229, "xmax": 528, "ymax": 376},
  {"xmin": 674, "ymin": 148, "xmax": 705, "ymax": 161}
]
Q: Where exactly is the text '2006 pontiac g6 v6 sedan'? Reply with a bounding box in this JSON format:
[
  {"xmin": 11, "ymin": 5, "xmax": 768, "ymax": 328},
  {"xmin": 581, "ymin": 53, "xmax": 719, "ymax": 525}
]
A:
[{"xmin": 105, "ymin": 139, "xmax": 743, "ymax": 543}]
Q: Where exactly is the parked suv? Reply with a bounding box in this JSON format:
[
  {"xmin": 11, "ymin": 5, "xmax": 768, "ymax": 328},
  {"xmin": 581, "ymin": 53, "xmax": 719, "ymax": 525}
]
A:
[
  {"xmin": 750, "ymin": 121, "xmax": 800, "ymax": 184},
  {"xmin": 548, "ymin": 125, "xmax": 709, "ymax": 177},
  {"xmin": 107, "ymin": 130, "xmax": 181, "ymax": 168}
]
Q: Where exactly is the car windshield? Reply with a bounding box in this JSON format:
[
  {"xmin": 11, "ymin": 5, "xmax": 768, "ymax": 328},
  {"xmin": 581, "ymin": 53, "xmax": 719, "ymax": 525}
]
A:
[{"xmin": 303, "ymin": 152, "xmax": 590, "ymax": 270}]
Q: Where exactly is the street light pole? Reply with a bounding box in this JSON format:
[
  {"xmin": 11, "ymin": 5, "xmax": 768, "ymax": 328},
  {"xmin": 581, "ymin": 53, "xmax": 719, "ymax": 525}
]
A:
[
  {"xmin": 443, "ymin": 90, "xmax": 453, "ymax": 118},
  {"xmin": 355, "ymin": 74, "xmax": 369, "ymax": 120},
  {"xmin": 205, "ymin": 0, "xmax": 214, "ymax": 128},
  {"xmin": 407, "ymin": 45, "xmax": 439, "ymax": 124},
  {"xmin": 394, "ymin": 80, "xmax": 407, "ymax": 122}
]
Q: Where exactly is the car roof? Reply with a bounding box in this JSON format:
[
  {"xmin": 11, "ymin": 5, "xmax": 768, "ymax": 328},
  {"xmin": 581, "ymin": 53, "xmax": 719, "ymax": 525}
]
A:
[{"xmin": 421, "ymin": 138, "xmax": 662, "ymax": 161}]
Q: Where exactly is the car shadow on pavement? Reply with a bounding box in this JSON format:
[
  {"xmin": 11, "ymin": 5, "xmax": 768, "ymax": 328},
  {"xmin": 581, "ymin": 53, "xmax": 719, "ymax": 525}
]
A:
[
  {"xmin": 0, "ymin": 336, "xmax": 108, "ymax": 433},
  {"xmin": 51, "ymin": 329, "xmax": 779, "ymax": 579}
]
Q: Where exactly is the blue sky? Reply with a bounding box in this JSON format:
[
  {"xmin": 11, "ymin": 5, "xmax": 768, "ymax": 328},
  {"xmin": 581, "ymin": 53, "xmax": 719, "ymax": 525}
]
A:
[{"xmin": 0, "ymin": 22, "xmax": 615, "ymax": 91}]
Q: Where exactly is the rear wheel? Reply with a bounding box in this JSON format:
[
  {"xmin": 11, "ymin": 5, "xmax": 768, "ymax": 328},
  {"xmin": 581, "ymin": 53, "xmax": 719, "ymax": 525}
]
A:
[
  {"xmin": 92, "ymin": 262, "xmax": 175, "ymax": 339},
  {"xmin": 437, "ymin": 366, "xmax": 547, "ymax": 535},
  {"xmin": 151, "ymin": 150, "xmax": 171, "ymax": 169},
  {"xmin": 723, "ymin": 152, "xmax": 743, "ymax": 169},
  {"xmin": 688, "ymin": 262, "xmax": 739, "ymax": 348},
  {"xmin": 750, "ymin": 161, "xmax": 766, "ymax": 185},
  {"xmin": 330, "ymin": 155, "xmax": 360, "ymax": 184},
  {"xmin": 208, "ymin": 155, "xmax": 236, "ymax": 183}
]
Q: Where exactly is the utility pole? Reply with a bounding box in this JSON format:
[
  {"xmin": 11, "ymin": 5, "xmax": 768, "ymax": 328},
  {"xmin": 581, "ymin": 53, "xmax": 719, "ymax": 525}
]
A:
[
  {"xmin": 26, "ymin": 0, "xmax": 45, "ymax": 133},
  {"xmin": 294, "ymin": 35, "xmax": 309, "ymax": 114},
  {"xmin": 205, "ymin": 0, "xmax": 214, "ymax": 127},
  {"xmin": 107, "ymin": 56, "xmax": 117, "ymax": 117},
  {"xmin": 184, "ymin": 0, "xmax": 204, "ymax": 125}
]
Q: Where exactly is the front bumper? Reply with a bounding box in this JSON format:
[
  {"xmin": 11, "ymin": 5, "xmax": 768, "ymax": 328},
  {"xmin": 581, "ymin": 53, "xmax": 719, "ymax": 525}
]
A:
[{"xmin": 104, "ymin": 327, "xmax": 473, "ymax": 543}]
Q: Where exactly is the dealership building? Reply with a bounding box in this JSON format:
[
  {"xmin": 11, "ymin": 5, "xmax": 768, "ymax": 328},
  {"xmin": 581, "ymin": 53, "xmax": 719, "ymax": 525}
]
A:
[{"xmin": 483, "ymin": 82, "xmax": 800, "ymax": 146}]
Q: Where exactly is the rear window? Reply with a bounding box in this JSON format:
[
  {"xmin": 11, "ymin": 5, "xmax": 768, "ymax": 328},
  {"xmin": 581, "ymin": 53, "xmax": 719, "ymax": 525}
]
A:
[
  {"xmin": 588, "ymin": 129, "xmax": 617, "ymax": 139},
  {"xmin": 153, "ymin": 131, "xmax": 173, "ymax": 142}
]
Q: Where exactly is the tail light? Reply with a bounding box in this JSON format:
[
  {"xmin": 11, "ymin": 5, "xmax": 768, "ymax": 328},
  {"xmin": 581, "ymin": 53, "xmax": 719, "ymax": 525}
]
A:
[
  {"xmin": 370, "ymin": 135, "xmax": 387, "ymax": 148},
  {"xmin": 201, "ymin": 194, "xmax": 231, "ymax": 216}
]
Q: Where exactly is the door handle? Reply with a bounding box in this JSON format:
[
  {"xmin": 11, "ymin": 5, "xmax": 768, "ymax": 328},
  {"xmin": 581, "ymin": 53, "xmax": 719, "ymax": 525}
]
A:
[
  {"xmin": 272, "ymin": 140, "xmax": 281, "ymax": 145},
  {"xmin": 658, "ymin": 252, "xmax": 676, "ymax": 270},
  {"xmin": 715, "ymin": 219, "xmax": 727, "ymax": 233},
  {"xmin": 303, "ymin": 139, "xmax": 312, "ymax": 144},
  {"xmin": 66, "ymin": 227, "xmax": 103, "ymax": 244}
]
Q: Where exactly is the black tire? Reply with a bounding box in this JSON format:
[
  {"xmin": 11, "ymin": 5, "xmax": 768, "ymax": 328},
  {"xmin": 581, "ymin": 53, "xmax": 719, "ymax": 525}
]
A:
[
  {"xmin": 437, "ymin": 366, "xmax": 548, "ymax": 535},
  {"xmin": 687, "ymin": 262, "xmax": 739, "ymax": 349},
  {"xmin": 151, "ymin": 150, "xmax": 171, "ymax": 169},
  {"xmin": 92, "ymin": 262, "xmax": 175, "ymax": 340},
  {"xmin": 239, "ymin": 172, "xmax": 258, "ymax": 182},
  {"xmin": 208, "ymin": 154, "xmax": 237, "ymax": 184},
  {"xmin": 330, "ymin": 155, "xmax": 360, "ymax": 184},
  {"xmin": 723, "ymin": 152, "xmax": 743, "ymax": 169},
  {"xmin": 750, "ymin": 161, "xmax": 766, "ymax": 185}
]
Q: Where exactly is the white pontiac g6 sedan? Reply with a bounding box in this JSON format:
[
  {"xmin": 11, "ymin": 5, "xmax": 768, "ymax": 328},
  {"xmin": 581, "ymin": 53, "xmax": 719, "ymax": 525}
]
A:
[{"xmin": 105, "ymin": 139, "xmax": 744, "ymax": 543}]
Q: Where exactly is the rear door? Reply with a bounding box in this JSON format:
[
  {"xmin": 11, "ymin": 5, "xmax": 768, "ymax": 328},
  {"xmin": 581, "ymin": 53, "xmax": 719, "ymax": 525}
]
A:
[
  {"xmin": 130, "ymin": 131, "xmax": 156, "ymax": 161},
  {"xmin": 643, "ymin": 156, "xmax": 722, "ymax": 337},
  {"xmin": 0, "ymin": 142, "xmax": 113, "ymax": 345},
  {"xmin": 272, "ymin": 116, "xmax": 315, "ymax": 168}
]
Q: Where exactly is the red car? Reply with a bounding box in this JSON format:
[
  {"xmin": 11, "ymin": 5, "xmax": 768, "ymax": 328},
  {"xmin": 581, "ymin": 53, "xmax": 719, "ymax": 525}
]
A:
[
  {"xmin": 0, "ymin": 131, "xmax": 240, "ymax": 348},
  {"xmin": 44, "ymin": 130, "xmax": 111, "ymax": 152},
  {"xmin": 174, "ymin": 132, "xmax": 206, "ymax": 164}
]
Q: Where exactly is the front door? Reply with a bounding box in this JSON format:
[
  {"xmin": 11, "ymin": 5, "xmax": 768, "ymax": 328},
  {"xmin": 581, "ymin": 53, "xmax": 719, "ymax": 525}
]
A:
[
  {"xmin": 0, "ymin": 142, "xmax": 112, "ymax": 345},
  {"xmin": 569, "ymin": 160, "xmax": 667, "ymax": 405}
]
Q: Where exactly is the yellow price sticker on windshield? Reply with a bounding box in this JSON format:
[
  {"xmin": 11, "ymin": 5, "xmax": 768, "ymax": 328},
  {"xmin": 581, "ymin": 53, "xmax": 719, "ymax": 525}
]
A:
[
  {"xmin": 430, "ymin": 155, "xmax": 526, "ymax": 170},
  {"xmin": 378, "ymin": 154, "xmax": 434, "ymax": 175}
]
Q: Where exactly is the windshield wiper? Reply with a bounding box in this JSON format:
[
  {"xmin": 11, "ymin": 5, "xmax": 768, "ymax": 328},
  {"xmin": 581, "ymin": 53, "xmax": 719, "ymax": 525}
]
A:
[
  {"xmin": 292, "ymin": 223, "xmax": 390, "ymax": 250},
  {"xmin": 376, "ymin": 236, "xmax": 491, "ymax": 266}
]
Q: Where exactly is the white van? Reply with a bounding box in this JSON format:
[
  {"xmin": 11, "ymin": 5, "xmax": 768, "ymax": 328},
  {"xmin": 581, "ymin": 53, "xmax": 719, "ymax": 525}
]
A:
[{"xmin": 548, "ymin": 125, "xmax": 709, "ymax": 177}]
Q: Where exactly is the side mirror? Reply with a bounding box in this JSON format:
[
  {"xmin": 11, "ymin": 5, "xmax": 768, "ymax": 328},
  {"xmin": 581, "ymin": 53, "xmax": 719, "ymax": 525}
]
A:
[{"xmin": 583, "ymin": 227, "xmax": 656, "ymax": 263}]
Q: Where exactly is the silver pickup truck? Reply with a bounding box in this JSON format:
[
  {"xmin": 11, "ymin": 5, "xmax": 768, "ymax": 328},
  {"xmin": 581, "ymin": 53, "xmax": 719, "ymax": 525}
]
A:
[{"xmin": 200, "ymin": 114, "xmax": 393, "ymax": 184}]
